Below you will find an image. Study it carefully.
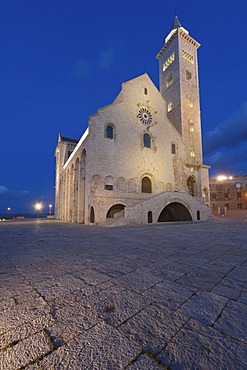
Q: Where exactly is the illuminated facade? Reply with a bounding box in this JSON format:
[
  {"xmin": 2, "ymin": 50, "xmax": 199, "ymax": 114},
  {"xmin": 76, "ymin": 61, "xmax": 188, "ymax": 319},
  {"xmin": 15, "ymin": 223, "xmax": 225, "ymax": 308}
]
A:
[
  {"xmin": 210, "ymin": 175, "xmax": 247, "ymax": 214},
  {"xmin": 55, "ymin": 17, "xmax": 211, "ymax": 225}
]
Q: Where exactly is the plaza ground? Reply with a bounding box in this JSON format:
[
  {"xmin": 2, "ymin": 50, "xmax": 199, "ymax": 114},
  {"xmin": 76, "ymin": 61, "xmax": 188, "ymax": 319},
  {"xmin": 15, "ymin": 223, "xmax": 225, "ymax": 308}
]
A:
[{"xmin": 0, "ymin": 218, "xmax": 247, "ymax": 369}]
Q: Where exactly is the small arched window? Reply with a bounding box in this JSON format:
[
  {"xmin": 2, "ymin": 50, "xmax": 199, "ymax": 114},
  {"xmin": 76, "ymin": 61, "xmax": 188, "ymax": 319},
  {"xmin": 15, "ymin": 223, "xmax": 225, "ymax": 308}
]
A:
[
  {"xmin": 171, "ymin": 143, "xmax": 176, "ymax": 154},
  {"xmin": 106, "ymin": 125, "xmax": 114, "ymax": 139},
  {"xmin": 144, "ymin": 87, "xmax": 148, "ymax": 95},
  {"xmin": 143, "ymin": 133, "xmax": 151, "ymax": 148}
]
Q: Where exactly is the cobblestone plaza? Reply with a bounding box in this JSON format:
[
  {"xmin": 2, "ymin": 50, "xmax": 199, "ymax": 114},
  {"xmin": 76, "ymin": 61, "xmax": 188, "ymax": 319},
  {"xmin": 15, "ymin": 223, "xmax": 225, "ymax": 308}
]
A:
[{"xmin": 0, "ymin": 219, "xmax": 246, "ymax": 369}]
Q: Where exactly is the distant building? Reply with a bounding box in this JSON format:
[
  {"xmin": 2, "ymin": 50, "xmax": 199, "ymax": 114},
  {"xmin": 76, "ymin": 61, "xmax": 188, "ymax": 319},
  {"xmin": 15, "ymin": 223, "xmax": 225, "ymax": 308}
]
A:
[
  {"xmin": 55, "ymin": 16, "xmax": 211, "ymax": 225},
  {"xmin": 210, "ymin": 175, "xmax": 247, "ymax": 214}
]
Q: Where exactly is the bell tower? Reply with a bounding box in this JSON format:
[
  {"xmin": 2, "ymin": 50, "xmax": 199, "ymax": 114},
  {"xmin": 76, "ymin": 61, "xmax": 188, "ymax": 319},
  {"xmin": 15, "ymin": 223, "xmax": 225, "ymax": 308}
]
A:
[{"xmin": 156, "ymin": 16, "xmax": 203, "ymax": 167}]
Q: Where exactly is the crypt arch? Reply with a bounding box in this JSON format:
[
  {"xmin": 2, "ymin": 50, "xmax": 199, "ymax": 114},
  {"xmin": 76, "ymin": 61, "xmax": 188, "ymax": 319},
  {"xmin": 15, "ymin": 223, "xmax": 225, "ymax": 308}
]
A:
[{"xmin": 158, "ymin": 202, "xmax": 192, "ymax": 222}]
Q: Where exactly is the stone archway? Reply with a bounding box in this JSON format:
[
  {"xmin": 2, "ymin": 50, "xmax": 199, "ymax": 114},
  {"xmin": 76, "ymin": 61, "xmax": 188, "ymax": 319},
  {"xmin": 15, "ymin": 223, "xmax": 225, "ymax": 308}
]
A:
[
  {"xmin": 187, "ymin": 176, "xmax": 197, "ymax": 197},
  {"xmin": 106, "ymin": 204, "xmax": 125, "ymax": 218},
  {"xmin": 158, "ymin": 202, "xmax": 192, "ymax": 222}
]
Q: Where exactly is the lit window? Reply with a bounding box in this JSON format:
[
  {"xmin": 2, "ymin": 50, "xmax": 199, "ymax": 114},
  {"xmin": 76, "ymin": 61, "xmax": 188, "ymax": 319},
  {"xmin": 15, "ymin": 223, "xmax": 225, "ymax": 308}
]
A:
[
  {"xmin": 163, "ymin": 52, "xmax": 175, "ymax": 71},
  {"xmin": 144, "ymin": 87, "xmax": 148, "ymax": 95},
  {"xmin": 171, "ymin": 143, "xmax": 176, "ymax": 154},
  {"xmin": 168, "ymin": 102, "xmax": 173, "ymax": 112},
  {"xmin": 143, "ymin": 133, "xmax": 151, "ymax": 148},
  {"xmin": 189, "ymin": 120, "xmax": 194, "ymax": 132},
  {"xmin": 186, "ymin": 70, "xmax": 192, "ymax": 80},
  {"xmin": 188, "ymin": 97, "xmax": 194, "ymax": 108},
  {"xmin": 182, "ymin": 49, "xmax": 194, "ymax": 64},
  {"xmin": 105, "ymin": 125, "xmax": 114, "ymax": 139},
  {"xmin": 190, "ymin": 147, "xmax": 195, "ymax": 157},
  {"xmin": 166, "ymin": 75, "xmax": 173, "ymax": 87}
]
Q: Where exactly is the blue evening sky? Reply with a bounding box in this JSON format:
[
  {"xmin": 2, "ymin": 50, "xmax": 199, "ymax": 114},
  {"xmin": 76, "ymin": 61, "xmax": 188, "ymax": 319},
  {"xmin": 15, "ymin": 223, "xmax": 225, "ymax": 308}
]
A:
[{"xmin": 1, "ymin": 0, "xmax": 247, "ymax": 214}]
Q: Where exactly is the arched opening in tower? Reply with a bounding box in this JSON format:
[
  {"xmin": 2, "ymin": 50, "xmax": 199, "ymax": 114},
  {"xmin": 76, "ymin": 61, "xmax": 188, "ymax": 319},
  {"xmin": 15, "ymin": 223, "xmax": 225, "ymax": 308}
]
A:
[{"xmin": 158, "ymin": 202, "xmax": 192, "ymax": 222}]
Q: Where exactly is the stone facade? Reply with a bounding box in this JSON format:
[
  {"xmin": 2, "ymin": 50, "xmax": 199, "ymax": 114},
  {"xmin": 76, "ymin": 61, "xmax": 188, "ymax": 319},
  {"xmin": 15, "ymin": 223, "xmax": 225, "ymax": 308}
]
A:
[
  {"xmin": 210, "ymin": 175, "xmax": 247, "ymax": 215},
  {"xmin": 55, "ymin": 17, "xmax": 211, "ymax": 225}
]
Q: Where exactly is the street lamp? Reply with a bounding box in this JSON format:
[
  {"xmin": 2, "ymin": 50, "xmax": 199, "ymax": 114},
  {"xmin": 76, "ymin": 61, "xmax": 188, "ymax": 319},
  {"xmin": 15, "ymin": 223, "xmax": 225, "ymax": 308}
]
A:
[
  {"xmin": 49, "ymin": 204, "xmax": 52, "ymax": 215},
  {"xmin": 34, "ymin": 202, "xmax": 43, "ymax": 218}
]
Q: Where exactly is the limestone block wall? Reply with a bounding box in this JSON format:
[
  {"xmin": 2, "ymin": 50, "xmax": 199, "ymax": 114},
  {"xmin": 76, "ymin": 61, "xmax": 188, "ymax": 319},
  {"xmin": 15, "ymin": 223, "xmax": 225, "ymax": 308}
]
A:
[{"xmin": 124, "ymin": 191, "xmax": 211, "ymax": 223}]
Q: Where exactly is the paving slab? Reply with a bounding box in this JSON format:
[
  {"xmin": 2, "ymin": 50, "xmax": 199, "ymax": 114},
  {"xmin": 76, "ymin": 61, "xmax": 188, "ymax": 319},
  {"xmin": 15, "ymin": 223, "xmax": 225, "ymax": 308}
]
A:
[
  {"xmin": 0, "ymin": 218, "xmax": 247, "ymax": 369},
  {"xmin": 41, "ymin": 321, "xmax": 141, "ymax": 369}
]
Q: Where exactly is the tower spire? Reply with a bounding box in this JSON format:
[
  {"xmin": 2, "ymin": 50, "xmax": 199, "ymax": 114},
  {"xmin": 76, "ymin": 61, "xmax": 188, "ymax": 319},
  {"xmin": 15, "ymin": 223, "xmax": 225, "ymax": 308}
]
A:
[{"xmin": 172, "ymin": 15, "xmax": 182, "ymax": 30}]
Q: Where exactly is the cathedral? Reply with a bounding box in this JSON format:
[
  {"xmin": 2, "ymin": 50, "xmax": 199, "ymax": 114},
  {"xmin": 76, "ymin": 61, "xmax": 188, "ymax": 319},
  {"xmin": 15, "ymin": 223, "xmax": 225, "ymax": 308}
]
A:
[{"xmin": 55, "ymin": 16, "xmax": 211, "ymax": 225}]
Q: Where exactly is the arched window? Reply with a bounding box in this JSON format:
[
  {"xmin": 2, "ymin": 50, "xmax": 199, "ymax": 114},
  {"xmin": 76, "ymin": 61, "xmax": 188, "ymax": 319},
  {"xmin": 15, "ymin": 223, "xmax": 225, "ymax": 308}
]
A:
[
  {"xmin": 142, "ymin": 177, "xmax": 152, "ymax": 193},
  {"xmin": 171, "ymin": 143, "xmax": 176, "ymax": 154},
  {"xmin": 144, "ymin": 87, "xmax": 148, "ymax": 95},
  {"xmin": 143, "ymin": 133, "xmax": 151, "ymax": 148},
  {"xmin": 106, "ymin": 125, "xmax": 114, "ymax": 139}
]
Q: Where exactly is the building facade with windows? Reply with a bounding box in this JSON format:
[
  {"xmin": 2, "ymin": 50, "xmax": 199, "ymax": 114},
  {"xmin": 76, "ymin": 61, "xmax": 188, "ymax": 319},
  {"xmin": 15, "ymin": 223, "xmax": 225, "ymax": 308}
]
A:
[
  {"xmin": 210, "ymin": 175, "xmax": 247, "ymax": 215},
  {"xmin": 55, "ymin": 17, "xmax": 211, "ymax": 225}
]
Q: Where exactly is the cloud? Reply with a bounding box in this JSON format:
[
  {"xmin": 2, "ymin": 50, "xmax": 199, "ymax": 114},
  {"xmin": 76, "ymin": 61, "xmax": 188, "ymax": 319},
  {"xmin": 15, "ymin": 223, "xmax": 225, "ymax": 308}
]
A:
[
  {"xmin": 204, "ymin": 102, "xmax": 247, "ymax": 154},
  {"xmin": 72, "ymin": 59, "xmax": 92, "ymax": 79},
  {"xmin": 98, "ymin": 46, "xmax": 114, "ymax": 70},
  {"xmin": 0, "ymin": 185, "xmax": 29, "ymax": 202},
  {"xmin": 205, "ymin": 141, "xmax": 247, "ymax": 176}
]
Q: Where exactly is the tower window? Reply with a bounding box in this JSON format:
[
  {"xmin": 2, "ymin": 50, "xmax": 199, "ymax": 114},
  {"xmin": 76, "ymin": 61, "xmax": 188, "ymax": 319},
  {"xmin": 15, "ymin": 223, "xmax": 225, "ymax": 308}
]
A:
[
  {"xmin": 189, "ymin": 120, "xmax": 194, "ymax": 132},
  {"xmin": 105, "ymin": 124, "xmax": 115, "ymax": 139},
  {"xmin": 182, "ymin": 49, "xmax": 194, "ymax": 64},
  {"xmin": 143, "ymin": 133, "xmax": 151, "ymax": 148},
  {"xmin": 163, "ymin": 52, "xmax": 175, "ymax": 71},
  {"xmin": 186, "ymin": 70, "xmax": 192, "ymax": 80},
  {"xmin": 168, "ymin": 102, "xmax": 173, "ymax": 112},
  {"xmin": 166, "ymin": 75, "xmax": 173, "ymax": 87},
  {"xmin": 171, "ymin": 143, "xmax": 176, "ymax": 154},
  {"xmin": 190, "ymin": 147, "xmax": 195, "ymax": 157},
  {"xmin": 188, "ymin": 97, "xmax": 194, "ymax": 108},
  {"xmin": 144, "ymin": 87, "xmax": 148, "ymax": 95}
]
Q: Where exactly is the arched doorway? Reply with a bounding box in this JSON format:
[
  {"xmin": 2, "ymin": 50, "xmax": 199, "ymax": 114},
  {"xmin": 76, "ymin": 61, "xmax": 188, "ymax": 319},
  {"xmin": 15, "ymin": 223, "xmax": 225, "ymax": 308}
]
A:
[
  {"xmin": 187, "ymin": 176, "xmax": 197, "ymax": 196},
  {"xmin": 142, "ymin": 177, "xmax": 152, "ymax": 193},
  {"xmin": 148, "ymin": 211, "xmax": 153, "ymax": 223},
  {"xmin": 106, "ymin": 204, "xmax": 125, "ymax": 218},
  {"xmin": 197, "ymin": 210, "xmax": 200, "ymax": 220},
  {"xmin": 90, "ymin": 206, "xmax": 95, "ymax": 223},
  {"xmin": 158, "ymin": 202, "xmax": 192, "ymax": 222}
]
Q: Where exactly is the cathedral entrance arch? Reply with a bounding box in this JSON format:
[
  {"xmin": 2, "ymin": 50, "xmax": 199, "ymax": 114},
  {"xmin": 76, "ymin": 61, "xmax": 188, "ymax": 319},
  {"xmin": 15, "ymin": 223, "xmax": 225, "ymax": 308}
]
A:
[
  {"xmin": 187, "ymin": 176, "xmax": 197, "ymax": 197},
  {"xmin": 158, "ymin": 202, "xmax": 192, "ymax": 222},
  {"xmin": 106, "ymin": 204, "xmax": 125, "ymax": 218},
  {"xmin": 90, "ymin": 206, "xmax": 95, "ymax": 223}
]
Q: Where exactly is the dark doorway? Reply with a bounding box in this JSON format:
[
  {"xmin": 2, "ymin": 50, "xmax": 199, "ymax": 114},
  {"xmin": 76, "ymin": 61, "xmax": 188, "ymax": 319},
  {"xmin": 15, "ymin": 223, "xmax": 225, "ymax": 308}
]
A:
[
  {"xmin": 142, "ymin": 177, "xmax": 152, "ymax": 193},
  {"xmin": 90, "ymin": 206, "xmax": 95, "ymax": 223},
  {"xmin": 148, "ymin": 211, "xmax": 153, "ymax": 223},
  {"xmin": 197, "ymin": 210, "xmax": 200, "ymax": 220},
  {"xmin": 158, "ymin": 202, "xmax": 192, "ymax": 222}
]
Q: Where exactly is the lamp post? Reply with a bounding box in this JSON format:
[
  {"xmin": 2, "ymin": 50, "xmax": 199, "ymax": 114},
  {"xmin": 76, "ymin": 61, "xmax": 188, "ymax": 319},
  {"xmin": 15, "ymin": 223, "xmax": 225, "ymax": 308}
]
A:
[
  {"xmin": 49, "ymin": 204, "xmax": 52, "ymax": 215},
  {"xmin": 7, "ymin": 207, "xmax": 11, "ymax": 219},
  {"xmin": 34, "ymin": 202, "xmax": 43, "ymax": 218}
]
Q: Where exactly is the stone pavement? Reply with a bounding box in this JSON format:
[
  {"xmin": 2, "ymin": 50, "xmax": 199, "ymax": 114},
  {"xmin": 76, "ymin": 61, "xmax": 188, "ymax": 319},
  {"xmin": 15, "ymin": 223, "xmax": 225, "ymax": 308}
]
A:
[{"xmin": 0, "ymin": 218, "xmax": 246, "ymax": 370}]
